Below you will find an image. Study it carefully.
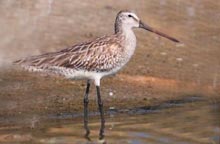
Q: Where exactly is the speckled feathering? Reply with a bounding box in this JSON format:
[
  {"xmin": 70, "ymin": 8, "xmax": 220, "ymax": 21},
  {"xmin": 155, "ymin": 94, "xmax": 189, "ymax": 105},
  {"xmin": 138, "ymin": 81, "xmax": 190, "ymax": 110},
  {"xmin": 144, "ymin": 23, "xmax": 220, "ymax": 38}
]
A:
[
  {"xmin": 15, "ymin": 35, "xmax": 124, "ymax": 71},
  {"xmin": 14, "ymin": 10, "xmax": 137, "ymax": 80}
]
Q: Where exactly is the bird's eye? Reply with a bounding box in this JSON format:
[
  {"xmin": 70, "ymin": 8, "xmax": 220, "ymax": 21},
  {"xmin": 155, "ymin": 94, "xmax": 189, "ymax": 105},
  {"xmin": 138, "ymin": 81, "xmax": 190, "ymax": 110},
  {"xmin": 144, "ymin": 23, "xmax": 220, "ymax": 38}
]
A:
[{"xmin": 128, "ymin": 14, "xmax": 132, "ymax": 18}]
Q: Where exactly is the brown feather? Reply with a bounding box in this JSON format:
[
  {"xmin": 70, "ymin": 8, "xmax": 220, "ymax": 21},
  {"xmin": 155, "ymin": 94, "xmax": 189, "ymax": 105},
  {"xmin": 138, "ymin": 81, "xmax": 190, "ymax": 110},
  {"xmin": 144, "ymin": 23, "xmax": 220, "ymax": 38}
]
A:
[{"xmin": 14, "ymin": 34, "xmax": 125, "ymax": 72}]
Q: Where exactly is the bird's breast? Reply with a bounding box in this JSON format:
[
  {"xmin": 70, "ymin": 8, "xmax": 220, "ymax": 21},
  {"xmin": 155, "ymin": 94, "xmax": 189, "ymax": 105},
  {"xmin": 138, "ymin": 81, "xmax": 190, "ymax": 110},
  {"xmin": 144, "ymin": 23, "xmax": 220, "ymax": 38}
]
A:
[{"xmin": 120, "ymin": 30, "xmax": 137, "ymax": 65}]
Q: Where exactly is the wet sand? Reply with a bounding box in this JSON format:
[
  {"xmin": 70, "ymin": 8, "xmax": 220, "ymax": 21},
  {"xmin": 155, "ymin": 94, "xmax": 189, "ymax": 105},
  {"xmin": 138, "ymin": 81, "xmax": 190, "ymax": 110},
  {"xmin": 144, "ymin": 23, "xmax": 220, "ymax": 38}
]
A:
[{"xmin": 0, "ymin": 68, "xmax": 219, "ymax": 116}]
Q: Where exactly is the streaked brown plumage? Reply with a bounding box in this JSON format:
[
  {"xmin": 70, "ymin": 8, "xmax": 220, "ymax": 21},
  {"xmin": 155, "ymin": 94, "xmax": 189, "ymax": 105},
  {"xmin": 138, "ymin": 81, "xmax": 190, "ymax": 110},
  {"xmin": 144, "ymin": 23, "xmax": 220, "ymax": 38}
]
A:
[{"xmin": 15, "ymin": 34, "xmax": 125, "ymax": 73}]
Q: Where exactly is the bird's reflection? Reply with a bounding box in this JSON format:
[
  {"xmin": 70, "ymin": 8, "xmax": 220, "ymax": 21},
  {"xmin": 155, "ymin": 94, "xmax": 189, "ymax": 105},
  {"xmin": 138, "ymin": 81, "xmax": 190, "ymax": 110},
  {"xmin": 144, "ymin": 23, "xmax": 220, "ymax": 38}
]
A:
[{"xmin": 84, "ymin": 115, "xmax": 106, "ymax": 143}]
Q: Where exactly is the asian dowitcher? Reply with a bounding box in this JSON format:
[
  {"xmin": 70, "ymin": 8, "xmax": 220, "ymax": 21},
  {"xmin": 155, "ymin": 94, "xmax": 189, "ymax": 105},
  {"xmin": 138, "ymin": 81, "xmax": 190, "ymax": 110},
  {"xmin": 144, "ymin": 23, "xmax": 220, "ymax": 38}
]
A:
[{"xmin": 14, "ymin": 10, "xmax": 179, "ymax": 140}]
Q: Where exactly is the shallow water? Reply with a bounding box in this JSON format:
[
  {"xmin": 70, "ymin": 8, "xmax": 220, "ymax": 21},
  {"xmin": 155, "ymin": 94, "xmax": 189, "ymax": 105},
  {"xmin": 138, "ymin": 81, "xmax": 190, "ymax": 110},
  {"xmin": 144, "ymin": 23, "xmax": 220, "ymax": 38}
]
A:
[{"xmin": 0, "ymin": 97, "xmax": 219, "ymax": 144}]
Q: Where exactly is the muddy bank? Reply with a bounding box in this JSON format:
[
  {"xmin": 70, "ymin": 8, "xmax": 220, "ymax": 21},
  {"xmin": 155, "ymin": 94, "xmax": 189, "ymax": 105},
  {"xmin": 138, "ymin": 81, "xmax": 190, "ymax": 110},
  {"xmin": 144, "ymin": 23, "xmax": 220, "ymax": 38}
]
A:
[{"xmin": 0, "ymin": 68, "xmax": 219, "ymax": 118}]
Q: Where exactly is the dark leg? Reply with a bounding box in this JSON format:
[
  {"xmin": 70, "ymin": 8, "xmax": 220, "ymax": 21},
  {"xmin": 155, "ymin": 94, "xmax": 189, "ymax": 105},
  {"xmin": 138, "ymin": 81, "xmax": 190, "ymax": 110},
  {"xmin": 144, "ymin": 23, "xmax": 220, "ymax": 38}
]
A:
[
  {"xmin": 84, "ymin": 80, "xmax": 90, "ymax": 140},
  {"xmin": 96, "ymin": 86, "xmax": 105, "ymax": 140}
]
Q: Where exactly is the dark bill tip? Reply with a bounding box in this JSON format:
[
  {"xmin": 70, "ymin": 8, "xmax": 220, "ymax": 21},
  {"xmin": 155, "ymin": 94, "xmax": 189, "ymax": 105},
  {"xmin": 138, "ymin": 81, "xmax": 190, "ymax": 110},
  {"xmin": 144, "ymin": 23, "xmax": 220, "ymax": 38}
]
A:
[{"xmin": 139, "ymin": 21, "xmax": 180, "ymax": 43}]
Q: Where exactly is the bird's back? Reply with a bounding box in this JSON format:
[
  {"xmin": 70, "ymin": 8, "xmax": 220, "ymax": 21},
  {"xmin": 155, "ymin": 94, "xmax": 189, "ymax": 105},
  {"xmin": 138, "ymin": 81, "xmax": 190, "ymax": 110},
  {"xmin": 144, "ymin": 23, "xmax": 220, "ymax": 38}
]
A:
[{"xmin": 14, "ymin": 34, "xmax": 126, "ymax": 78}]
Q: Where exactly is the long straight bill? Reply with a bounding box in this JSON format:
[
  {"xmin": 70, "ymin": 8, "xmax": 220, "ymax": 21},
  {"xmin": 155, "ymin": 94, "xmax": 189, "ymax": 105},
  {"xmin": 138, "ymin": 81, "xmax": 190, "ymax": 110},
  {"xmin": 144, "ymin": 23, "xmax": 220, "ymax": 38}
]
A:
[{"xmin": 139, "ymin": 21, "xmax": 180, "ymax": 43}]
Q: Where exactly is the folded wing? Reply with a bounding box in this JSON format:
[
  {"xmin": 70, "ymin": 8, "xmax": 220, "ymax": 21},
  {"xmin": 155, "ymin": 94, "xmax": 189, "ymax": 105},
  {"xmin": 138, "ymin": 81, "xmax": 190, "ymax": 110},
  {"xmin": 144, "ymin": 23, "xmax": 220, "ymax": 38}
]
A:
[{"xmin": 14, "ymin": 35, "xmax": 122, "ymax": 73}]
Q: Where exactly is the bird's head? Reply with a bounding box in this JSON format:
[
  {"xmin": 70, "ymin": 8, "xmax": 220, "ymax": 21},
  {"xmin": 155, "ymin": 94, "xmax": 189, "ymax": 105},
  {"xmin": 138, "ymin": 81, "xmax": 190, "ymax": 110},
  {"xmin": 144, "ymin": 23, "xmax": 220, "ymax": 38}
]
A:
[
  {"xmin": 115, "ymin": 10, "xmax": 140, "ymax": 31},
  {"xmin": 115, "ymin": 10, "xmax": 179, "ymax": 43}
]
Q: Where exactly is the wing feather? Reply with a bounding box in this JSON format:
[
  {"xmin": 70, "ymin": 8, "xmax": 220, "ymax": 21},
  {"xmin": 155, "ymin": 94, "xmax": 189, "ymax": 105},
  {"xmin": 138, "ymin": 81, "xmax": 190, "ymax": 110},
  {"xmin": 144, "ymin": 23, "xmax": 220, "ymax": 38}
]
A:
[{"xmin": 14, "ymin": 35, "xmax": 124, "ymax": 72}]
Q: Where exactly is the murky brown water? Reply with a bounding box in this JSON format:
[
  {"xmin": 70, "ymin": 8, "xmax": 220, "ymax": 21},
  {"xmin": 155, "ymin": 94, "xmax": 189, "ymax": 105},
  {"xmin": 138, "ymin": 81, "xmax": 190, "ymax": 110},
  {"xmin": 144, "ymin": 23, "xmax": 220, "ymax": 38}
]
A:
[{"xmin": 0, "ymin": 97, "xmax": 219, "ymax": 144}]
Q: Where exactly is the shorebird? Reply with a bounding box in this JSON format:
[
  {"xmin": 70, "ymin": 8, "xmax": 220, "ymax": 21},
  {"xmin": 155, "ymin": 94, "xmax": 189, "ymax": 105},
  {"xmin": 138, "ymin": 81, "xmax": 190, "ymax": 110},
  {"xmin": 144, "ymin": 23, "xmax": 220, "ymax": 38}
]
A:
[{"xmin": 14, "ymin": 10, "xmax": 179, "ymax": 140}]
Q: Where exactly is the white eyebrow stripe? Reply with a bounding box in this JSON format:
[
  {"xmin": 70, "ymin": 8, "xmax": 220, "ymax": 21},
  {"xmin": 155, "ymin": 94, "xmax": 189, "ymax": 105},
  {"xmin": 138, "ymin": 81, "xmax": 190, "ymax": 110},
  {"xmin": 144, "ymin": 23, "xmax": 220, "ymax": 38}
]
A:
[
  {"xmin": 131, "ymin": 14, "xmax": 139, "ymax": 20},
  {"xmin": 125, "ymin": 12, "xmax": 139, "ymax": 21}
]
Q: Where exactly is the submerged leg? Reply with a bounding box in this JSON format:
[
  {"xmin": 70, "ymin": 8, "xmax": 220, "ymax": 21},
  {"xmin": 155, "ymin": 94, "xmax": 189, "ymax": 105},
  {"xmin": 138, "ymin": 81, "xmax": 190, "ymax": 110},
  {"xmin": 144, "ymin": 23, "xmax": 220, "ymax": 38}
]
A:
[
  {"xmin": 83, "ymin": 80, "xmax": 90, "ymax": 140},
  {"xmin": 96, "ymin": 86, "xmax": 105, "ymax": 140}
]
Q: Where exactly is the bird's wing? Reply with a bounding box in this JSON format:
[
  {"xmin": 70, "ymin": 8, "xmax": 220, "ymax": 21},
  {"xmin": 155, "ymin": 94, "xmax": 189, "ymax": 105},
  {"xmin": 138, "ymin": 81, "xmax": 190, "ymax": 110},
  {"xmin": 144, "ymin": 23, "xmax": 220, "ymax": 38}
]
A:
[{"xmin": 14, "ymin": 35, "xmax": 123, "ymax": 72}]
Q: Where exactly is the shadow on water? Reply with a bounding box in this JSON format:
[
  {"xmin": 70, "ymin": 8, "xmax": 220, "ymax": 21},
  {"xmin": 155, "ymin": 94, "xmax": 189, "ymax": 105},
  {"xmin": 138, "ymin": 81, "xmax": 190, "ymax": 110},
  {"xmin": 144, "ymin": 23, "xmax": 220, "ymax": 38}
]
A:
[{"xmin": 0, "ymin": 95, "xmax": 219, "ymax": 144}]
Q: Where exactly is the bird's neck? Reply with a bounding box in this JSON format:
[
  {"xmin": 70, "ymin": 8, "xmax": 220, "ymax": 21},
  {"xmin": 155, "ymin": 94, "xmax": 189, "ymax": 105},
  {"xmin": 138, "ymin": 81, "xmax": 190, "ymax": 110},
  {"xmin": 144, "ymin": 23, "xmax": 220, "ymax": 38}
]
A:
[
  {"xmin": 116, "ymin": 26, "xmax": 137, "ymax": 61},
  {"xmin": 121, "ymin": 26, "xmax": 136, "ymax": 48}
]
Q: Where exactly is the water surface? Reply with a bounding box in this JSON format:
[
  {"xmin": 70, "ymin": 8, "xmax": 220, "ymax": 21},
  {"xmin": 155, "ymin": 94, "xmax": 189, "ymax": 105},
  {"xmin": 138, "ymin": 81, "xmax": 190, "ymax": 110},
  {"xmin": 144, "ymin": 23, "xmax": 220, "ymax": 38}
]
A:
[{"xmin": 0, "ymin": 97, "xmax": 219, "ymax": 144}]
